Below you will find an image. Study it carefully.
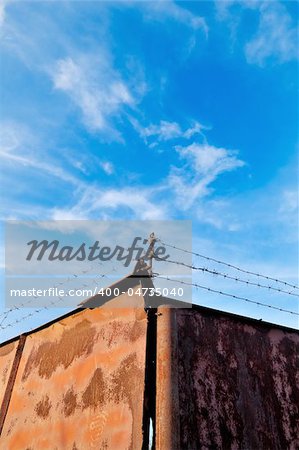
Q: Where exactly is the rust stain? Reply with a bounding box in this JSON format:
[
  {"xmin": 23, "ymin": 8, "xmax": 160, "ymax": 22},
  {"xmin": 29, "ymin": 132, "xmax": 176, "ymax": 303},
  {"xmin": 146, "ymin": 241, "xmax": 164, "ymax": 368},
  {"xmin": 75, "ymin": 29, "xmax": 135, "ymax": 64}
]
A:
[
  {"xmin": 111, "ymin": 353, "xmax": 143, "ymax": 403},
  {"xmin": 63, "ymin": 387, "xmax": 78, "ymax": 417},
  {"xmin": 22, "ymin": 319, "xmax": 97, "ymax": 380},
  {"xmin": 82, "ymin": 368, "xmax": 105, "ymax": 410},
  {"xmin": 35, "ymin": 395, "xmax": 52, "ymax": 419},
  {"xmin": 98, "ymin": 320, "xmax": 145, "ymax": 347},
  {"xmin": 129, "ymin": 321, "xmax": 145, "ymax": 342},
  {"xmin": 111, "ymin": 353, "xmax": 144, "ymax": 450}
]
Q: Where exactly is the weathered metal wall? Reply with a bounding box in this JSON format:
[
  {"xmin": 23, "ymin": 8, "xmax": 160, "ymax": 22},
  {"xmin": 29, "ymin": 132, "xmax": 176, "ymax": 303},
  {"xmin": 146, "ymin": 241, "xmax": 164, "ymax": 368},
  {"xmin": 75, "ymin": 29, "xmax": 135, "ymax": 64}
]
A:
[
  {"xmin": 156, "ymin": 306, "xmax": 299, "ymax": 450},
  {"xmin": 0, "ymin": 288, "xmax": 147, "ymax": 450},
  {"xmin": 0, "ymin": 340, "xmax": 18, "ymax": 407},
  {"xmin": 2, "ymin": 285, "xmax": 299, "ymax": 450}
]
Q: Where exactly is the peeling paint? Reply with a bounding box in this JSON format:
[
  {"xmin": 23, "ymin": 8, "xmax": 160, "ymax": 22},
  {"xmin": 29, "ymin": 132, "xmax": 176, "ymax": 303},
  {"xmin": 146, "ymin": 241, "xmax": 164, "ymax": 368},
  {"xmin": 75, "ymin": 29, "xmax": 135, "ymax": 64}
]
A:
[
  {"xmin": 63, "ymin": 387, "xmax": 77, "ymax": 417},
  {"xmin": 82, "ymin": 368, "xmax": 105, "ymax": 410},
  {"xmin": 35, "ymin": 395, "xmax": 52, "ymax": 419},
  {"xmin": 22, "ymin": 320, "xmax": 97, "ymax": 380}
]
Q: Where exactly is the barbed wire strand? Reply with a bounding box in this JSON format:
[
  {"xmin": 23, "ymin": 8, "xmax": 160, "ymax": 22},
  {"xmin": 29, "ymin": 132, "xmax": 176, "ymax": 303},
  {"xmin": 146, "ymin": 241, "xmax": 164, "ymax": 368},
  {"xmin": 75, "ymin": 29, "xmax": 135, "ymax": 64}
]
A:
[
  {"xmin": 0, "ymin": 274, "xmax": 110, "ymax": 332},
  {"xmin": 159, "ymin": 240, "xmax": 299, "ymax": 291},
  {"xmin": 154, "ymin": 275, "xmax": 299, "ymax": 316},
  {"xmin": 154, "ymin": 255, "xmax": 299, "ymax": 298},
  {"xmin": 0, "ymin": 264, "xmax": 110, "ymax": 321},
  {"xmin": 0, "ymin": 295, "xmax": 68, "ymax": 331}
]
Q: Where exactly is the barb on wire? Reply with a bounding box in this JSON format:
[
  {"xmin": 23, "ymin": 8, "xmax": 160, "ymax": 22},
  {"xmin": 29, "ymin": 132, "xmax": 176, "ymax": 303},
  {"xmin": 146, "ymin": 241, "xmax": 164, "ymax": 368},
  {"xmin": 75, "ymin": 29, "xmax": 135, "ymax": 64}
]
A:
[
  {"xmin": 154, "ymin": 275, "xmax": 299, "ymax": 316},
  {"xmin": 159, "ymin": 240, "xmax": 299, "ymax": 291}
]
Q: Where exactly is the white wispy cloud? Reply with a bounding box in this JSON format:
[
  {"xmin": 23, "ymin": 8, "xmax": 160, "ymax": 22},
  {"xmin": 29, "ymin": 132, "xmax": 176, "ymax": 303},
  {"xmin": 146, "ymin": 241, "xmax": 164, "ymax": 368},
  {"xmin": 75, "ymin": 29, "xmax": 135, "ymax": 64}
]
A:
[
  {"xmin": 133, "ymin": 119, "xmax": 209, "ymax": 147},
  {"xmin": 188, "ymin": 162, "xmax": 299, "ymax": 241},
  {"xmin": 168, "ymin": 143, "xmax": 245, "ymax": 209},
  {"xmin": 52, "ymin": 54, "xmax": 135, "ymax": 139},
  {"xmin": 0, "ymin": 0, "xmax": 9, "ymax": 27},
  {"xmin": 279, "ymin": 190, "xmax": 298, "ymax": 215},
  {"xmin": 52, "ymin": 185, "xmax": 167, "ymax": 221},
  {"xmin": 141, "ymin": 120, "xmax": 181, "ymax": 141},
  {"xmin": 0, "ymin": 122, "xmax": 164, "ymax": 221},
  {"xmin": 100, "ymin": 161, "xmax": 114, "ymax": 175},
  {"xmin": 245, "ymin": 2, "xmax": 298, "ymax": 66},
  {"xmin": 43, "ymin": 138, "xmax": 245, "ymax": 221},
  {"xmin": 0, "ymin": 121, "xmax": 79, "ymax": 185},
  {"xmin": 216, "ymin": 0, "xmax": 298, "ymax": 66},
  {"xmin": 215, "ymin": 0, "xmax": 260, "ymax": 20},
  {"xmin": 120, "ymin": 0, "xmax": 208, "ymax": 35}
]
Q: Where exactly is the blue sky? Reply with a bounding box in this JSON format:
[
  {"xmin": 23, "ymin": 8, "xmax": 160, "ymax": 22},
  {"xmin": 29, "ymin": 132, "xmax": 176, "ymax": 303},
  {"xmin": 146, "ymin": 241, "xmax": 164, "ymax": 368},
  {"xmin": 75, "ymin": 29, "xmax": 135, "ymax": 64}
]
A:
[{"xmin": 0, "ymin": 0, "xmax": 298, "ymax": 338}]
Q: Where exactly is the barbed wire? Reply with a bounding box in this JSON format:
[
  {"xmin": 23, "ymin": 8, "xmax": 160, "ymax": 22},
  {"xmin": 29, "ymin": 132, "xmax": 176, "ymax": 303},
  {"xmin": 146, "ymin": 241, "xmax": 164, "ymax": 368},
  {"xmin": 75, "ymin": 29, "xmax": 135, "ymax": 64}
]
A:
[
  {"xmin": 0, "ymin": 295, "xmax": 68, "ymax": 331},
  {"xmin": 154, "ymin": 255, "xmax": 299, "ymax": 298},
  {"xmin": 1, "ymin": 237, "xmax": 298, "ymax": 332},
  {"xmin": 0, "ymin": 261, "xmax": 111, "ymax": 321},
  {"xmin": 0, "ymin": 275, "xmax": 109, "ymax": 332},
  {"xmin": 154, "ymin": 275, "xmax": 299, "ymax": 316},
  {"xmin": 159, "ymin": 240, "xmax": 299, "ymax": 291}
]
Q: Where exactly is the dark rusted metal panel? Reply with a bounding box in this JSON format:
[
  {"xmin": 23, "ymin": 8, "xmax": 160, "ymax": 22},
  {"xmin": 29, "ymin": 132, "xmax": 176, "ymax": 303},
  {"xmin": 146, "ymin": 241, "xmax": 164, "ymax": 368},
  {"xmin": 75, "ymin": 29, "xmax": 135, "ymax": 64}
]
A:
[
  {"xmin": 0, "ymin": 288, "xmax": 147, "ymax": 449},
  {"xmin": 156, "ymin": 305, "xmax": 299, "ymax": 450}
]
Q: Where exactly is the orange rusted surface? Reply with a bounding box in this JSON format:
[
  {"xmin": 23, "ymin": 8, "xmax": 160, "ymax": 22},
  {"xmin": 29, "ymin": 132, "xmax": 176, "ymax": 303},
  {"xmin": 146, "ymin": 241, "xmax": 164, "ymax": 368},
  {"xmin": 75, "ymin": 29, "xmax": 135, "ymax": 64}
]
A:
[
  {"xmin": 1, "ymin": 287, "xmax": 147, "ymax": 450},
  {"xmin": 0, "ymin": 340, "xmax": 18, "ymax": 407},
  {"xmin": 156, "ymin": 304, "xmax": 299, "ymax": 450}
]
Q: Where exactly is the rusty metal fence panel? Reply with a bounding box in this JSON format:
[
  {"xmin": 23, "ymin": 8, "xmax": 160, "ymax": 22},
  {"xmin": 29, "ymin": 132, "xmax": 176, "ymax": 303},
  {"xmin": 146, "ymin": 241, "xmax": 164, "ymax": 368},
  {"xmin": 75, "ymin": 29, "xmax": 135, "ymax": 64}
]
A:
[
  {"xmin": 156, "ymin": 306, "xmax": 299, "ymax": 450},
  {"xmin": 0, "ymin": 290, "xmax": 147, "ymax": 450}
]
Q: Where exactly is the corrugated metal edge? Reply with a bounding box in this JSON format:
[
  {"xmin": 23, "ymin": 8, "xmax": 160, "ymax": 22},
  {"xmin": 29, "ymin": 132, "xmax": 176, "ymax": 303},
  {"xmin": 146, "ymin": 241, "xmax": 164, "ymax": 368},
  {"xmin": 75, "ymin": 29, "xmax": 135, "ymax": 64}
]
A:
[{"xmin": 0, "ymin": 334, "xmax": 26, "ymax": 435}]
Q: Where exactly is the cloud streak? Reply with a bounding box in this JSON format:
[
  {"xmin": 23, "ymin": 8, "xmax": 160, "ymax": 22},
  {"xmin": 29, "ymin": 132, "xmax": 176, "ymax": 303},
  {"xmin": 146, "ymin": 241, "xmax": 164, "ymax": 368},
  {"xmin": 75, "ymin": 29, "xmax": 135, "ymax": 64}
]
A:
[
  {"xmin": 133, "ymin": 119, "xmax": 210, "ymax": 147},
  {"xmin": 52, "ymin": 185, "xmax": 167, "ymax": 221},
  {"xmin": 0, "ymin": 0, "xmax": 7, "ymax": 27},
  {"xmin": 168, "ymin": 143, "xmax": 245, "ymax": 209},
  {"xmin": 245, "ymin": 2, "xmax": 298, "ymax": 66},
  {"xmin": 120, "ymin": 0, "xmax": 208, "ymax": 35},
  {"xmin": 52, "ymin": 55, "xmax": 134, "ymax": 139},
  {"xmin": 216, "ymin": 0, "xmax": 298, "ymax": 66},
  {"xmin": 0, "ymin": 121, "xmax": 80, "ymax": 193}
]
